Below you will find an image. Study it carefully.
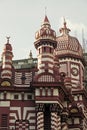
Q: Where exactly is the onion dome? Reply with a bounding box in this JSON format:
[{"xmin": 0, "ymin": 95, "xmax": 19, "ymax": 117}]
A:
[
  {"xmin": 35, "ymin": 15, "xmax": 56, "ymax": 42},
  {"xmin": 3, "ymin": 37, "xmax": 12, "ymax": 52},
  {"xmin": 56, "ymin": 19, "xmax": 83, "ymax": 58}
]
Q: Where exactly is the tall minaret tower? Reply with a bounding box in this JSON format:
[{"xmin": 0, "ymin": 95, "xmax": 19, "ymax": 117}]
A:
[
  {"xmin": 34, "ymin": 15, "xmax": 57, "ymax": 75},
  {"xmin": 1, "ymin": 37, "xmax": 13, "ymax": 79},
  {"xmin": 34, "ymin": 16, "xmax": 65, "ymax": 130}
]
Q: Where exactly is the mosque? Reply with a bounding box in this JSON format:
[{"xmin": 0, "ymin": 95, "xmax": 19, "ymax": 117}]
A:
[{"xmin": 0, "ymin": 15, "xmax": 87, "ymax": 130}]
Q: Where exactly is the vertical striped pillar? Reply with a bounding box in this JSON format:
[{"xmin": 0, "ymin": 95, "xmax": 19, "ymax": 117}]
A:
[
  {"xmin": 57, "ymin": 115, "xmax": 61, "ymax": 130},
  {"xmin": 61, "ymin": 108, "xmax": 68, "ymax": 130},
  {"xmin": 51, "ymin": 112, "xmax": 58, "ymax": 130},
  {"xmin": 37, "ymin": 112, "xmax": 44, "ymax": 130}
]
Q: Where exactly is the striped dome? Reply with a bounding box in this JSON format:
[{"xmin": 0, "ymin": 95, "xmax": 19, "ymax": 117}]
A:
[{"xmin": 56, "ymin": 20, "xmax": 83, "ymax": 58}]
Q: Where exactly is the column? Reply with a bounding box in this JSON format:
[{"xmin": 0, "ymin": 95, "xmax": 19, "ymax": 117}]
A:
[
  {"xmin": 36, "ymin": 104, "xmax": 44, "ymax": 130},
  {"xmin": 61, "ymin": 108, "xmax": 68, "ymax": 130},
  {"xmin": 57, "ymin": 115, "xmax": 61, "ymax": 130},
  {"xmin": 51, "ymin": 112, "xmax": 61, "ymax": 130},
  {"xmin": 37, "ymin": 112, "xmax": 44, "ymax": 130}
]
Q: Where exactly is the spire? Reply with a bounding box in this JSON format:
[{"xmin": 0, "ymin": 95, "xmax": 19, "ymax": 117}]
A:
[
  {"xmin": 44, "ymin": 15, "xmax": 49, "ymax": 23},
  {"xmin": 41, "ymin": 15, "xmax": 50, "ymax": 27},
  {"xmin": 63, "ymin": 17, "xmax": 67, "ymax": 28},
  {"xmin": 6, "ymin": 36, "xmax": 10, "ymax": 44},
  {"xmin": 45, "ymin": 6, "xmax": 47, "ymax": 16},
  {"xmin": 43, "ymin": 6, "xmax": 49, "ymax": 24},
  {"xmin": 29, "ymin": 50, "xmax": 33, "ymax": 59},
  {"xmin": 59, "ymin": 18, "xmax": 70, "ymax": 35}
]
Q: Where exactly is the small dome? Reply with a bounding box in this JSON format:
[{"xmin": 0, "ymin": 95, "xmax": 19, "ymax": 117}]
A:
[
  {"xmin": 56, "ymin": 20, "xmax": 83, "ymax": 58},
  {"xmin": 35, "ymin": 15, "xmax": 56, "ymax": 41}
]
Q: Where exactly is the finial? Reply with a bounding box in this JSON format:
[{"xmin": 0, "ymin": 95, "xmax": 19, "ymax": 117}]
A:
[
  {"xmin": 63, "ymin": 17, "xmax": 66, "ymax": 28},
  {"xmin": 29, "ymin": 50, "xmax": 33, "ymax": 59},
  {"xmin": 45, "ymin": 6, "xmax": 47, "ymax": 16},
  {"xmin": 6, "ymin": 36, "xmax": 10, "ymax": 43}
]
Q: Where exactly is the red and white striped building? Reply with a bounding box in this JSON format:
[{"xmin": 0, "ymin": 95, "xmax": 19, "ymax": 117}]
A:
[{"xmin": 0, "ymin": 15, "xmax": 87, "ymax": 130}]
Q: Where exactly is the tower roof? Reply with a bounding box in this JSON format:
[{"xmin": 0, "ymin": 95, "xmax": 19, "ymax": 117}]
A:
[
  {"xmin": 56, "ymin": 20, "xmax": 83, "ymax": 58},
  {"xmin": 42, "ymin": 15, "xmax": 50, "ymax": 26},
  {"xmin": 35, "ymin": 15, "xmax": 56, "ymax": 43}
]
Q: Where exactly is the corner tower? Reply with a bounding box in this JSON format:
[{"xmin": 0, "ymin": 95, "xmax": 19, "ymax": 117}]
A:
[{"xmin": 56, "ymin": 20, "xmax": 84, "ymax": 91}]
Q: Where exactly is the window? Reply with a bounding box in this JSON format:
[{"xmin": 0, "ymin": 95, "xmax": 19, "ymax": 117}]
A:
[
  {"xmin": 49, "ymin": 48, "xmax": 52, "ymax": 53},
  {"xmin": 44, "ymin": 47, "xmax": 46, "ymax": 52},
  {"xmin": 1, "ymin": 114, "xmax": 8, "ymax": 129},
  {"xmin": 14, "ymin": 94, "xmax": 19, "ymax": 99},
  {"xmin": 27, "ymin": 95, "xmax": 32, "ymax": 100}
]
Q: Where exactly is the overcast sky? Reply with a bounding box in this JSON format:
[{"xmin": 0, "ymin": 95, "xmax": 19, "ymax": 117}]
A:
[{"xmin": 0, "ymin": 0, "xmax": 87, "ymax": 60}]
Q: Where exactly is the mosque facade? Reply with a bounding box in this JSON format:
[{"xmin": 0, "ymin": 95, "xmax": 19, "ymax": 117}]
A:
[{"xmin": 0, "ymin": 15, "xmax": 87, "ymax": 130}]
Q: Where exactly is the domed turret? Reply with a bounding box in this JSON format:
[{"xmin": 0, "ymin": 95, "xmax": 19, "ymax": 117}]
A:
[
  {"xmin": 56, "ymin": 19, "xmax": 83, "ymax": 58},
  {"xmin": 55, "ymin": 19, "xmax": 84, "ymax": 90},
  {"xmin": 34, "ymin": 15, "xmax": 57, "ymax": 75},
  {"xmin": 35, "ymin": 15, "xmax": 56, "ymax": 49}
]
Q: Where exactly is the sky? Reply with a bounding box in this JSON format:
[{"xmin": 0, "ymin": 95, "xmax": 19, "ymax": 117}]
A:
[{"xmin": 0, "ymin": 0, "xmax": 87, "ymax": 60}]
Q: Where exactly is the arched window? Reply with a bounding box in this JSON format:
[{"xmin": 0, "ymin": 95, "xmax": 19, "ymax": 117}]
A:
[
  {"xmin": 44, "ymin": 47, "xmax": 46, "ymax": 53},
  {"xmin": 50, "ymin": 48, "xmax": 52, "ymax": 53}
]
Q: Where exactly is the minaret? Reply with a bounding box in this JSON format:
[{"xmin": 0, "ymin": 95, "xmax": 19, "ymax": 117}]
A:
[
  {"xmin": 34, "ymin": 15, "xmax": 57, "ymax": 74},
  {"xmin": 34, "ymin": 16, "xmax": 60, "ymax": 130},
  {"xmin": 1, "ymin": 37, "xmax": 13, "ymax": 79}
]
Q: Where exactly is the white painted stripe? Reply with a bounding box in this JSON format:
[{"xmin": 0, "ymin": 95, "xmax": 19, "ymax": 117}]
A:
[
  {"xmin": 9, "ymin": 119, "xmax": 15, "ymax": 123},
  {"xmin": 0, "ymin": 101, "xmax": 10, "ymax": 107},
  {"xmin": 3, "ymin": 64, "xmax": 11, "ymax": 68},
  {"xmin": 23, "ymin": 107, "xmax": 35, "ymax": 119},
  {"xmin": 48, "ymin": 69, "xmax": 53, "ymax": 73},
  {"xmin": 29, "ymin": 126, "xmax": 35, "ymax": 130},
  {"xmin": 29, "ymin": 119, "xmax": 35, "ymax": 123},
  {"xmin": 27, "ymin": 113, "xmax": 36, "ymax": 120},
  {"xmin": 3, "ymin": 59, "xmax": 12, "ymax": 63},
  {"xmin": 2, "ymin": 75, "xmax": 12, "ymax": 79},
  {"xmin": 2, "ymin": 70, "xmax": 12, "ymax": 74},
  {"xmin": 9, "ymin": 113, "xmax": 17, "ymax": 120},
  {"xmin": 10, "ymin": 107, "xmax": 21, "ymax": 119},
  {"xmin": 38, "ymin": 57, "xmax": 53, "ymax": 63}
]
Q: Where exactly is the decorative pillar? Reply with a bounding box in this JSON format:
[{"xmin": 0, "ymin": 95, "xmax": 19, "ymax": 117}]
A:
[
  {"xmin": 51, "ymin": 112, "xmax": 61, "ymax": 130},
  {"xmin": 50, "ymin": 104, "xmax": 61, "ymax": 130},
  {"xmin": 61, "ymin": 108, "xmax": 68, "ymax": 130},
  {"xmin": 37, "ymin": 112, "xmax": 44, "ymax": 130},
  {"xmin": 51, "ymin": 112, "xmax": 57, "ymax": 130},
  {"xmin": 57, "ymin": 115, "xmax": 61, "ymax": 130},
  {"xmin": 36, "ymin": 104, "xmax": 44, "ymax": 130}
]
